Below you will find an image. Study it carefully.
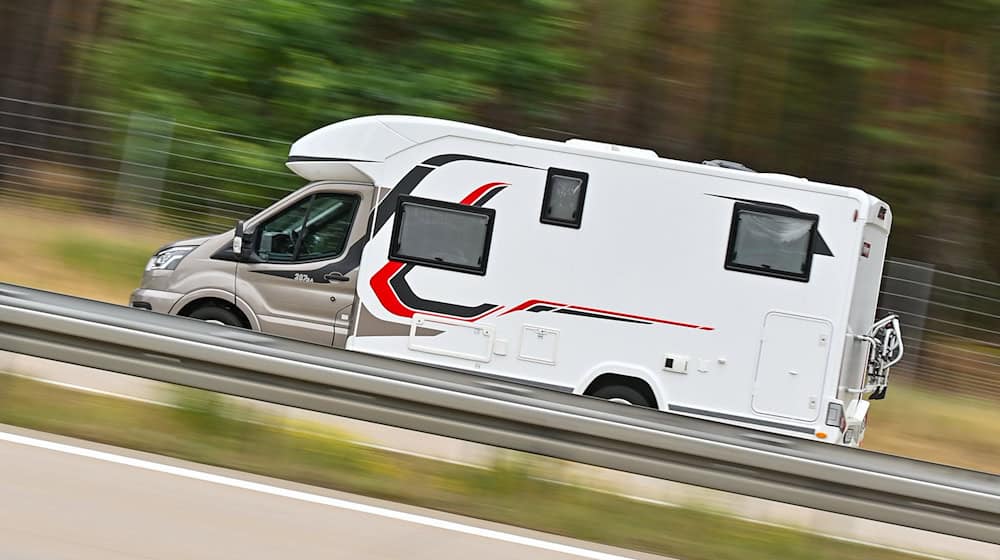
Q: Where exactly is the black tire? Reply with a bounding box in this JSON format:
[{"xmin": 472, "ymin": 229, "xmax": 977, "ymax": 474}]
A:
[
  {"xmin": 187, "ymin": 305, "xmax": 244, "ymax": 328},
  {"xmin": 590, "ymin": 384, "xmax": 654, "ymax": 408}
]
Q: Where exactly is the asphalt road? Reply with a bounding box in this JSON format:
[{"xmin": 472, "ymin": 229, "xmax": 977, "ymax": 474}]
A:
[{"xmin": 0, "ymin": 425, "xmax": 665, "ymax": 560}]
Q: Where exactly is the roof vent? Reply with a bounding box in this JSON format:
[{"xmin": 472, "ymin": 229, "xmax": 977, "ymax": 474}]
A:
[
  {"xmin": 759, "ymin": 172, "xmax": 809, "ymax": 182},
  {"xmin": 702, "ymin": 159, "xmax": 756, "ymax": 172},
  {"xmin": 566, "ymin": 138, "xmax": 657, "ymax": 158}
]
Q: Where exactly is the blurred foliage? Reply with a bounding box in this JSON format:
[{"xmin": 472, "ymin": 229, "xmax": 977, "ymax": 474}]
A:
[
  {"xmin": 77, "ymin": 0, "xmax": 586, "ymax": 231},
  {"xmin": 84, "ymin": 0, "xmax": 584, "ymax": 138},
  {"xmin": 45, "ymin": 235, "xmax": 153, "ymax": 289},
  {"xmin": 168, "ymin": 385, "xmax": 234, "ymax": 435},
  {"xmin": 6, "ymin": 0, "xmax": 999, "ymax": 276}
]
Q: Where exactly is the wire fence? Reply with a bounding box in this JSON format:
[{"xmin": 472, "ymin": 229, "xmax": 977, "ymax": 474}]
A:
[
  {"xmin": 0, "ymin": 95, "xmax": 295, "ymax": 234},
  {"xmin": 0, "ymin": 96, "xmax": 997, "ymax": 400},
  {"xmin": 877, "ymin": 260, "xmax": 999, "ymax": 400}
]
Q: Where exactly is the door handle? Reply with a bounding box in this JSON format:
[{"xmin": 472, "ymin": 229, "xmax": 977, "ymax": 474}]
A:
[{"xmin": 324, "ymin": 271, "xmax": 349, "ymax": 282}]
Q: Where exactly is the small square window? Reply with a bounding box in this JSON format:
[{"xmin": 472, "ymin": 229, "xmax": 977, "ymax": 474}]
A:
[
  {"xmin": 725, "ymin": 203, "xmax": 818, "ymax": 282},
  {"xmin": 540, "ymin": 168, "xmax": 588, "ymax": 228},
  {"xmin": 389, "ymin": 196, "xmax": 495, "ymax": 275}
]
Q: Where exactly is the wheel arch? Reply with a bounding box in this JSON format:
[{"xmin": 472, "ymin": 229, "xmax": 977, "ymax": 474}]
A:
[
  {"xmin": 577, "ymin": 362, "xmax": 664, "ymax": 410},
  {"xmin": 170, "ymin": 289, "xmax": 260, "ymax": 331}
]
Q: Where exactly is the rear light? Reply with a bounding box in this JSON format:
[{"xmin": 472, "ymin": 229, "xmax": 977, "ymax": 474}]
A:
[
  {"xmin": 826, "ymin": 403, "xmax": 845, "ymax": 432},
  {"xmin": 844, "ymin": 428, "xmax": 857, "ymax": 444}
]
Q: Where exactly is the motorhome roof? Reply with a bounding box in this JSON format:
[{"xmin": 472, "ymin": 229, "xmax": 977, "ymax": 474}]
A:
[{"xmin": 287, "ymin": 115, "xmax": 876, "ymax": 205}]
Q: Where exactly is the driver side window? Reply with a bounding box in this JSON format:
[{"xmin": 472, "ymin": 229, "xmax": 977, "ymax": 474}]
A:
[{"xmin": 257, "ymin": 193, "xmax": 358, "ymax": 262}]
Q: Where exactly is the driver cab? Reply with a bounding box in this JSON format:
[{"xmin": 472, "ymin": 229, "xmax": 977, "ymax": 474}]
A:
[{"xmin": 234, "ymin": 181, "xmax": 374, "ymax": 347}]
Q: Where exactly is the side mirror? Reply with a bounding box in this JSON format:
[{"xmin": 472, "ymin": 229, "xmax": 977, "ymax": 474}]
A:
[{"xmin": 232, "ymin": 220, "xmax": 255, "ymax": 261}]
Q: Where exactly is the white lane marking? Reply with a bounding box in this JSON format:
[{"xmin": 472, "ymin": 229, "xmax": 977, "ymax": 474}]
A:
[{"xmin": 0, "ymin": 430, "xmax": 647, "ymax": 560}]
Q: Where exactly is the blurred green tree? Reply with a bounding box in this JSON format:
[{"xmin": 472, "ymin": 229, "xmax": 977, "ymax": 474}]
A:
[
  {"xmin": 565, "ymin": 0, "xmax": 999, "ymax": 276},
  {"xmin": 82, "ymin": 0, "xmax": 584, "ymax": 222}
]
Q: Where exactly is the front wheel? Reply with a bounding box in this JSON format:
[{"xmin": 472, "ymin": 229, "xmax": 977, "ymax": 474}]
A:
[
  {"xmin": 590, "ymin": 384, "xmax": 655, "ymax": 408},
  {"xmin": 187, "ymin": 305, "xmax": 244, "ymax": 328}
]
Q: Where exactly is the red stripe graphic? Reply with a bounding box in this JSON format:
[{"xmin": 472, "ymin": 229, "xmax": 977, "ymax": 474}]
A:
[
  {"xmin": 499, "ymin": 300, "xmax": 712, "ymax": 331},
  {"xmin": 370, "ymin": 258, "xmax": 504, "ymax": 322},
  {"xmin": 370, "ymin": 261, "xmax": 411, "ymax": 318},
  {"xmin": 498, "ymin": 299, "xmax": 564, "ymax": 317},
  {"xmin": 373, "ymin": 269, "xmax": 712, "ymax": 329},
  {"xmin": 460, "ymin": 182, "xmax": 508, "ymax": 205},
  {"xmin": 566, "ymin": 304, "xmax": 712, "ymax": 331}
]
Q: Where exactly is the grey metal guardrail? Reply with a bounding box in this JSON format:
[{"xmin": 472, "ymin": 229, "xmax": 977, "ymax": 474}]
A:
[{"xmin": 0, "ymin": 282, "xmax": 997, "ymax": 543}]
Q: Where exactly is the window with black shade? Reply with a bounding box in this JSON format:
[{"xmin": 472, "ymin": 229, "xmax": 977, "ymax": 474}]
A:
[
  {"xmin": 389, "ymin": 196, "xmax": 496, "ymax": 275},
  {"xmin": 725, "ymin": 203, "xmax": 818, "ymax": 281},
  {"xmin": 540, "ymin": 168, "xmax": 588, "ymax": 228}
]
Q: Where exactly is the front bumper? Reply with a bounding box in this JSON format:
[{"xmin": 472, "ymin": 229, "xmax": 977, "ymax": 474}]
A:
[{"xmin": 129, "ymin": 288, "xmax": 183, "ymax": 315}]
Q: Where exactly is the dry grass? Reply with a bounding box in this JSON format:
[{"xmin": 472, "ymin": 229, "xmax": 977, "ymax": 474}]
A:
[
  {"xmin": 0, "ymin": 204, "xmax": 180, "ymax": 303},
  {"xmin": 863, "ymin": 383, "xmax": 1000, "ymax": 473}
]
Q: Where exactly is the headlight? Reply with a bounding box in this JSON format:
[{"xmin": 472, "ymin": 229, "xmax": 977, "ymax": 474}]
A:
[{"xmin": 146, "ymin": 246, "xmax": 195, "ymax": 271}]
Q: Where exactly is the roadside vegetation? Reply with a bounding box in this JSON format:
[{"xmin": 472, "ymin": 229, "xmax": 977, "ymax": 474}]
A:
[
  {"xmin": 0, "ymin": 205, "xmax": 174, "ymax": 304},
  {"xmin": 863, "ymin": 384, "xmax": 1000, "ymax": 473},
  {"xmin": 0, "ymin": 373, "xmax": 928, "ymax": 560}
]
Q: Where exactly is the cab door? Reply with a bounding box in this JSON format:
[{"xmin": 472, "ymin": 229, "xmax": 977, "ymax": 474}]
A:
[{"xmin": 236, "ymin": 184, "xmax": 372, "ymax": 346}]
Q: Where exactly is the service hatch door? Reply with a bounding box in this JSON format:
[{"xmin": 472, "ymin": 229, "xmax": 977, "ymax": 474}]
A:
[{"xmin": 752, "ymin": 312, "xmax": 832, "ymax": 422}]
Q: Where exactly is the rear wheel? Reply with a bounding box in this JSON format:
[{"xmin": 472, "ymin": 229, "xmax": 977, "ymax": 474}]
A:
[
  {"xmin": 590, "ymin": 384, "xmax": 654, "ymax": 408},
  {"xmin": 187, "ymin": 305, "xmax": 244, "ymax": 328}
]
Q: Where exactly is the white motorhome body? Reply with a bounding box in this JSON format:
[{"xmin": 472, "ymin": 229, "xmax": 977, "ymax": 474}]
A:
[{"xmin": 132, "ymin": 115, "xmax": 902, "ymax": 445}]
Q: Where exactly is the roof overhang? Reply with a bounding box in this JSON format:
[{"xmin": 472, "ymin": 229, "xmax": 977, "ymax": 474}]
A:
[{"xmin": 286, "ymin": 116, "xmax": 415, "ymax": 183}]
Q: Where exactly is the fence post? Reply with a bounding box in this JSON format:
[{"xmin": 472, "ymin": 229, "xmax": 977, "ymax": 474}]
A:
[{"xmin": 114, "ymin": 111, "xmax": 174, "ymax": 222}]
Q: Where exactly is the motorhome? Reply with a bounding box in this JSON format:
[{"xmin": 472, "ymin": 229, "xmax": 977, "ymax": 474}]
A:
[{"xmin": 131, "ymin": 115, "xmax": 903, "ymax": 446}]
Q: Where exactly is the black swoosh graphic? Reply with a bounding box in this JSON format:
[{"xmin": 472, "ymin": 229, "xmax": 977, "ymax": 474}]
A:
[
  {"xmin": 422, "ymin": 154, "xmax": 540, "ymax": 169},
  {"xmin": 554, "ymin": 308, "xmax": 652, "ymax": 324},
  {"xmin": 390, "ymin": 263, "xmax": 499, "ymax": 318},
  {"xmin": 286, "ymin": 156, "xmax": 375, "ymax": 163}
]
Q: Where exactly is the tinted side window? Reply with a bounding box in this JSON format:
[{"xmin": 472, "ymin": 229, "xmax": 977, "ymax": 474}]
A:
[
  {"xmin": 540, "ymin": 168, "xmax": 588, "ymax": 228},
  {"xmin": 297, "ymin": 194, "xmax": 359, "ymax": 260},
  {"xmin": 725, "ymin": 203, "xmax": 818, "ymax": 281},
  {"xmin": 258, "ymin": 193, "xmax": 358, "ymax": 262},
  {"xmin": 258, "ymin": 197, "xmax": 311, "ymax": 262},
  {"xmin": 389, "ymin": 196, "xmax": 495, "ymax": 275}
]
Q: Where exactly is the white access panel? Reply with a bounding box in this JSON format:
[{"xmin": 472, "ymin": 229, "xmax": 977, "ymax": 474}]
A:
[
  {"xmin": 408, "ymin": 314, "xmax": 495, "ymax": 363},
  {"xmin": 518, "ymin": 325, "xmax": 559, "ymax": 365},
  {"xmin": 752, "ymin": 312, "xmax": 833, "ymax": 422}
]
